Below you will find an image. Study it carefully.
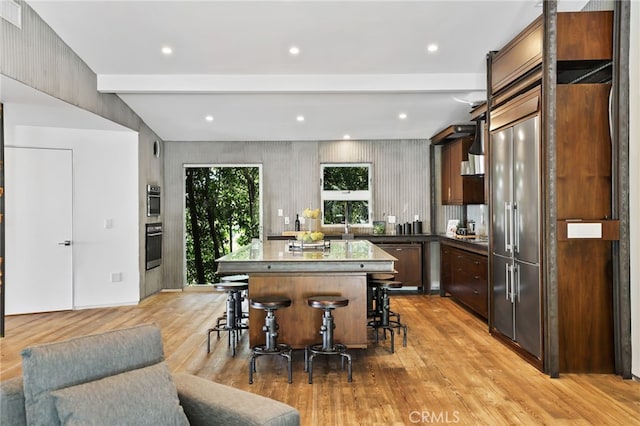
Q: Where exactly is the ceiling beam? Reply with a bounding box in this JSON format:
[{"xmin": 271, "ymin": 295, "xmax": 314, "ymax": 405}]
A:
[{"xmin": 97, "ymin": 73, "xmax": 485, "ymax": 94}]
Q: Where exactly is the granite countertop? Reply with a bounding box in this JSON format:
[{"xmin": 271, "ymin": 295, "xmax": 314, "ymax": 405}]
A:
[
  {"xmin": 439, "ymin": 234, "xmax": 489, "ymax": 255},
  {"xmin": 267, "ymin": 233, "xmax": 437, "ymax": 242},
  {"xmin": 216, "ymin": 239, "xmax": 397, "ymax": 274}
]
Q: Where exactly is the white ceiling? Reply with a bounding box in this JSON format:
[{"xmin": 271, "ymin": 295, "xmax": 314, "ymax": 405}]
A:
[{"xmin": 15, "ymin": 1, "xmax": 588, "ymax": 141}]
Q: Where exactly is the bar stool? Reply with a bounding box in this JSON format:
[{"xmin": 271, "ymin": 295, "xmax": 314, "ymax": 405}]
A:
[
  {"xmin": 220, "ymin": 274, "xmax": 250, "ymax": 330},
  {"xmin": 249, "ymin": 296, "xmax": 293, "ymax": 384},
  {"xmin": 367, "ymin": 280, "xmax": 408, "ymax": 353},
  {"xmin": 305, "ymin": 296, "xmax": 352, "ymax": 384},
  {"xmin": 368, "ymin": 273, "xmax": 401, "ymax": 323},
  {"xmin": 207, "ymin": 281, "xmax": 249, "ymax": 356}
]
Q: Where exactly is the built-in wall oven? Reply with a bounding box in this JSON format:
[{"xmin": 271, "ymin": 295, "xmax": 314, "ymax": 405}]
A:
[
  {"xmin": 146, "ymin": 223, "xmax": 162, "ymax": 270},
  {"xmin": 147, "ymin": 185, "xmax": 161, "ymax": 217}
]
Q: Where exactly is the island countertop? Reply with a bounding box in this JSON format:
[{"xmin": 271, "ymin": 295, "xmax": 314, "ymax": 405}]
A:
[{"xmin": 216, "ymin": 239, "xmax": 396, "ymax": 274}]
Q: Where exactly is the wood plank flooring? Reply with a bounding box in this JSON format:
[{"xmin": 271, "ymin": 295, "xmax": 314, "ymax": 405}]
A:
[{"xmin": 1, "ymin": 291, "xmax": 638, "ymax": 425}]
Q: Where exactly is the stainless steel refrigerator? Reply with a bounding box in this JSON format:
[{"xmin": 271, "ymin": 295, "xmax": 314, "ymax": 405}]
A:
[{"xmin": 491, "ymin": 116, "xmax": 542, "ymax": 359}]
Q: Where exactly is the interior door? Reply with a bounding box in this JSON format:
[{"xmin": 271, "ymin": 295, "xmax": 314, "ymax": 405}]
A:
[{"xmin": 5, "ymin": 147, "xmax": 73, "ymax": 314}]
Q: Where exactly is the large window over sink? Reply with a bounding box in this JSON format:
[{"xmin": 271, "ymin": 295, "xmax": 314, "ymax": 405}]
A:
[{"xmin": 321, "ymin": 163, "xmax": 372, "ymax": 228}]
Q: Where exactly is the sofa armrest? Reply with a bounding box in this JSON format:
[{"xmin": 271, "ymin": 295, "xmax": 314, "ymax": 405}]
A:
[
  {"xmin": 172, "ymin": 373, "xmax": 299, "ymax": 426},
  {"xmin": 0, "ymin": 377, "xmax": 27, "ymax": 426}
]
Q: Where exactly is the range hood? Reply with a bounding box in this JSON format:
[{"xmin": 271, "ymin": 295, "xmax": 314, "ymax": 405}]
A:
[
  {"xmin": 429, "ymin": 123, "xmax": 475, "ymax": 145},
  {"xmin": 461, "ymin": 120, "xmax": 485, "ymax": 176}
]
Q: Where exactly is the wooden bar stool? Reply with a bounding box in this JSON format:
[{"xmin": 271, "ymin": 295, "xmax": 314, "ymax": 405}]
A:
[
  {"xmin": 305, "ymin": 295, "xmax": 352, "ymax": 384},
  {"xmin": 249, "ymin": 296, "xmax": 293, "ymax": 384},
  {"xmin": 207, "ymin": 281, "xmax": 249, "ymax": 356}
]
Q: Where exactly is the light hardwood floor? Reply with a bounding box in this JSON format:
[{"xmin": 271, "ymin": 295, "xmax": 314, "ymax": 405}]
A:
[{"xmin": 1, "ymin": 291, "xmax": 638, "ymax": 425}]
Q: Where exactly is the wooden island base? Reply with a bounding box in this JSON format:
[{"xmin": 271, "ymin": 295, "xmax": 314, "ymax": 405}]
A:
[{"xmin": 248, "ymin": 273, "xmax": 368, "ymax": 349}]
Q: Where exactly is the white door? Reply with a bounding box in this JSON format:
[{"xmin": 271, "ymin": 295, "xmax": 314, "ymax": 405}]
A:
[{"xmin": 5, "ymin": 147, "xmax": 73, "ymax": 314}]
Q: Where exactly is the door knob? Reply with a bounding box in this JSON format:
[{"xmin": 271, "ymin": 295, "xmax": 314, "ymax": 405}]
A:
[{"xmin": 58, "ymin": 240, "xmax": 71, "ymax": 246}]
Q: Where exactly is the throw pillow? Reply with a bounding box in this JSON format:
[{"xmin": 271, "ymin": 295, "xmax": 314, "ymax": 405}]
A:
[{"xmin": 50, "ymin": 362, "xmax": 189, "ymax": 426}]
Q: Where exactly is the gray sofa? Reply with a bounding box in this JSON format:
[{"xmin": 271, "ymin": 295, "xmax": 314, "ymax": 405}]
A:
[{"xmin": 0, "ymin": 323, "xmax": 300, "ymax": 426}]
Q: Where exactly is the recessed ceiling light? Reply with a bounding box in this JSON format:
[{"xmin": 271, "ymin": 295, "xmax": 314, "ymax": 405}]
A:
[
  {"xmin": 343, "ymin": 134, "xmax": 351, "ymax": 140},
  {"xmin": 296, "ymin": 115, "xmax": 305, "ymax": 122},
  {"xmin": 427, "ymin": 44, "xmax": 438, "ymax": 53},
  {"xmin": 398, "ymin": 112, "xmax": 408, "ymax": 120},
  {"xmin": 205, "ymin": 115, "xmax": 214, "ymax": 122},
  {"xmin": 161, "ymin": 46, "xmax": 173, "ymax": 55},
  {"xmin": 289, "ymin": 46, "xmax": 300, "ymax": 55}
]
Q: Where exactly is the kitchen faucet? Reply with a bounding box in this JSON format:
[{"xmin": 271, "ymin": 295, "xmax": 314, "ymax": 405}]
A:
[{"xmin": 344, "ymin": 202, "xmax": 350, "ymax": 234}]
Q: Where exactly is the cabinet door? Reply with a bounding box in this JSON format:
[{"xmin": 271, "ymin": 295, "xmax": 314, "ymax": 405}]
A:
[
  {"xmin": 441, "ymin": 143, "xmax": 453, "ymax": 204},
  {"xmin": 441, "ymin": 138, "xmax": 484, "ymax": 205},
  {"xmin": 448, "ymin": 140, "xmax": 464, "ymax": 203},
  {"xmin": 440, "ymin": 244, "xmax": 452, "ymax": 295},
  {"xmin": 379, "ymin": 244, "xmax": 422, "ymax": 286}
]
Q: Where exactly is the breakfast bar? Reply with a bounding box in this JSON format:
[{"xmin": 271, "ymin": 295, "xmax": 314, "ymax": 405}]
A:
[{"xmin": 216, "ymin": 240, "xmax": 396, "ymax": 349}]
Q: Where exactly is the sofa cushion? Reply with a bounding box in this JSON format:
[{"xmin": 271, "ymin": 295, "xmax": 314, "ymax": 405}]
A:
[
  {"xmin": 21, "ymin": 323, "xmax": 165, "ymax": 425},
  {"xmin": 0, "ymin": 377, "xmax": 27, "ymax": 426},
  {"xmin": 51, "ymin": 362, "xmax": 189, "ymax": 426},
  {"xmin": 173, "ymin": 373, "xmax": 300, "ymax": 426}
]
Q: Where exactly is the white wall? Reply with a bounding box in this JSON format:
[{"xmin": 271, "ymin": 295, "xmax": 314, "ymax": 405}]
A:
[
  {"xmin": 630, "ymin": 0, "xmax": 639, "ymax": 379},
  {"xmin": 4, "ymin": 116, "xmax": 140, "ymax": 308}
]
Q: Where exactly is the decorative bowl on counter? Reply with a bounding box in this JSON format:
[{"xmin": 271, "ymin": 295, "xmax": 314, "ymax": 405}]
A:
[
  {"xmin": 295, "ymin": 231, "xmax": 324, "ymax": 242},
  {"xmin": 288, "ymin": 238, "xmax": 330, "ymax": 251}
]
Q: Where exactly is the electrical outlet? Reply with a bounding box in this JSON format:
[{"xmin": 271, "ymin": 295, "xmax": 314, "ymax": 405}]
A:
[
  {"xmin": 110, "ymin": 272, "xmax": 122, "ymax": 282},
  {"xmin": 388, "ymin": 215, "xmax": 396, "ymax": 224},
  {"xmin": 284, "ymin": 216, "xmax": 290, "ymax": 225},
  {"xmin": 277, "ymin": 209, "xmax": 283, "ymax": 217},
  {"xmin": 414, "ymin": 215, "xmax": 419, "ymax": 221}
]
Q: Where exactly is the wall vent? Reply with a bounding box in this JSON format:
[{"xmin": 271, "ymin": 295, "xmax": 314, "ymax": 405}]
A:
[{"xmin": 0, "ymin": 0, "xmax": 21, "ymax": 29}]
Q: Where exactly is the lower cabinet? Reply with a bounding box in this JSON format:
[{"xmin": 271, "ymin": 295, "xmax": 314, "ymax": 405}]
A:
[
  {"xmin": 377, "ymin": 243, "xmax": 422, "ymax": 287},
  {"xmin": 440, "ymin": 243, "xmax": 488, "ymax": 319}
]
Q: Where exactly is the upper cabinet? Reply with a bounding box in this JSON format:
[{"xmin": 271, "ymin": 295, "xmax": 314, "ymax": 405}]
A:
[
  {"xmin": 491, "ymin": 16, "xmax": 543, "ymax": 94},
  {"xmin": 491, "ymin": 11, "xmax": 613, "ymax": 95},
  {"xmin": 440, "ymin": 137, "xmax": 484, "ymax": 205},
  {"xmin": 431, "ymin": 124, "xmax": 485, "ymax": 206}
]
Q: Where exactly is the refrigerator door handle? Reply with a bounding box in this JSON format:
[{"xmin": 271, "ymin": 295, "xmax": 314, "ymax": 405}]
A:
[
  {"xmin": 505, "ymin": 202, "xmax": 512, "ymax": 253},
  {"xmin": 513, "ymin": 205, "xmax": 519, "ymax": 254},
  {"xmin": 515, "ymin": 263, "xmax": 520, "ymax": 303},
  {"xmin": 510, "ymin": 263, "xmax": 517, "ymax": 303},
  {"xmin": 505, "ymin": 263, "xmax": 511, "ymax": 301}
]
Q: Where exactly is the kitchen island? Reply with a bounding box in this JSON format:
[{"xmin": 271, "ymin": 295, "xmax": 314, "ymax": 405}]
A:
[{"xmin": 216, "ymin": 240, "xmax": 396, "ymax": 349}]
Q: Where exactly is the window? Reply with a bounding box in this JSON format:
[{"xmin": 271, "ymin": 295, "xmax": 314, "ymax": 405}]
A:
[{"xmin": 321, "ymin": 163, "xmax": 372, "ymax": 227}]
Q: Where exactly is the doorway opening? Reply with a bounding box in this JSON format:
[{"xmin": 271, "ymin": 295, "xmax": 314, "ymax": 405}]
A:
[{"xmin": 184, "ymin": 165, "xmax": 261, "ymax": 285}]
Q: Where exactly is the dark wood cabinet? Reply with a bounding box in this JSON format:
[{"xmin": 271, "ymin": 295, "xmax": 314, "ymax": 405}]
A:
[
  {"xmin": 378, "ymin": 243, "xmax": 422, "ymax": 287},
  {"xmin": 440, "ymin": 243, "xmax": 488, "ymax": 319},
  {"xmin": 440, "ymin": 137, "xmax": 484, "ymax": 205}
]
